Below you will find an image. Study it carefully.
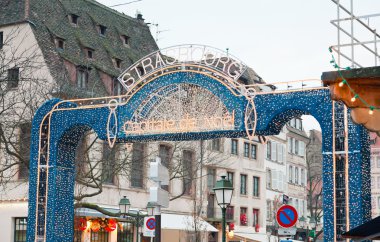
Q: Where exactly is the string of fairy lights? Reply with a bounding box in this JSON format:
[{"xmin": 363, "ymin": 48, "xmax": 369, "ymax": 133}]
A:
[{"xmin": 329, "ymin": 47, "xmax": 377, "ymax": 115}]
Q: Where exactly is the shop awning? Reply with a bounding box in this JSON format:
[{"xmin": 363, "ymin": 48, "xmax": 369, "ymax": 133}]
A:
[
  {"xmin": 232, "ymin": 227, "xmax": 268, "ymax": 242},
  {"xmin": 161, "ymin": 213, "xmax": 218, "ymax": 232},
  {"xmin": 233, "ymin": 232, "xmax": 267, "ymax": 242}
]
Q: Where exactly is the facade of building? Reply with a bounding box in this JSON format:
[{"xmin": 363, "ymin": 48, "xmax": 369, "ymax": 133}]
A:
[
  {"xmin": 205, "ymin": 137, "xmax": 267, "ymax": 241},
  {"xmin": 286, "ymin": 118, "xmax": 309, "ymax": 240},
  {"xmin": 265, "ymin": 128, "xmax": 287, "ymax": 240}
]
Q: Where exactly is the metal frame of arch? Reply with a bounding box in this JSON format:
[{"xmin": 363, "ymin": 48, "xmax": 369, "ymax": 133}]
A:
[{"xmin": 26, "ymin": 45, "xmax": 371, "ymax": 242}]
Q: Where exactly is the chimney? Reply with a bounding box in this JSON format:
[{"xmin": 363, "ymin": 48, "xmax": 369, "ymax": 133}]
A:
[
  {"xmin": 24, "ymin": 0, "xmax": 30, "ymax": 19},
  {"xmin": 136, "ymin": 13, "xmax": 145, "ymax": 23}
]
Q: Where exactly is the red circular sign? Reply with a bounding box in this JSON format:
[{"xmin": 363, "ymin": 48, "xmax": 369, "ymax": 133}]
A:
[
  {"xmin": 276, "ymin": 205, "xmax": 298, "ymax": 228},
  {"xmin": 146, "ymin": 218, "xmax": 156, "ymax": 230}
]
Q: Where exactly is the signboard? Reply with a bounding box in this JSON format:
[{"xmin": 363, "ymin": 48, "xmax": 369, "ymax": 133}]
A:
[
  {"xmin": 276, "ymin": 205, "xmax": 298, "ymax": 228},
  {"xmin": 143, "ymin": 217, "xmax": 156, "ymax": 237},
  {"xmin": 278, "ymin": 227, "xmax": 297, "ymax": 236}
]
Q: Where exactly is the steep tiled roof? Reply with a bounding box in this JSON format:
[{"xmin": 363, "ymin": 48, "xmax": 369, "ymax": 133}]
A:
[
  {"xmin": 0, "ymin": 1, "xmax": 26, "ymax": 26},
  {"xmin": 1, "ymin": 0, "xmax": 158, "ymax": 98}
]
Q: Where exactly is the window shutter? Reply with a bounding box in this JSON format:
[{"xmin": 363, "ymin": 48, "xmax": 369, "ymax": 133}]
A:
[
  {"xmin": 272, "ymin": 170, "xmax": 278, "ymax": 190},
  {"xmin": 300, "ymin": 141, "xmax": 305, "ymax": 156},
  {"xmin": 271, "ymin": 142, "xmax": 277, "ymax": 161},
  {"xmin": 278, "ymin": 171, "xmax": 284, "ymax": 192},
  {"xmin": 277, "ymin": 143, "xmax": 283, "ymax": 162}
]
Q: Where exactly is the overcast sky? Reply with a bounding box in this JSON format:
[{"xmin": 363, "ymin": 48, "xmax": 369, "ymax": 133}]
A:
[{"xmin": 98, "ymin": 0, "xmax": 380, "ymax": 131}]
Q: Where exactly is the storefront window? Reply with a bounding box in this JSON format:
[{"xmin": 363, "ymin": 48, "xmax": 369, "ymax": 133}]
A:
[
  {"xmin": 117, "ymin": 222, "xmax": 134, "ymax": 242},
  {"xmin": 91, "ymin": 231, "xmax": 108, "ymax": 242},
  {"xmin": 14, "ymin": 217, "xmax": 27, "ymax": 242}
]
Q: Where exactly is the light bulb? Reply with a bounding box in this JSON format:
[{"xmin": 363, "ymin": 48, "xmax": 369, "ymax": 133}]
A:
[
  {"xmin": 369, "ymin": 107, "xmax": 374, "ymax": 115},
  {"xmin": 351, "ymin": 94, "xmax": 358, "ymax": 102}
]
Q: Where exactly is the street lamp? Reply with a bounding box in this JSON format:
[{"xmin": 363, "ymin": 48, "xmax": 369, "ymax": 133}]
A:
[
  {"xmin": 213, "ymin": 175, "xmax": 234, "ymax": 242},
  {"xmin": 119, "ymin": 196, "xmax": 131, "ymax": 216}
]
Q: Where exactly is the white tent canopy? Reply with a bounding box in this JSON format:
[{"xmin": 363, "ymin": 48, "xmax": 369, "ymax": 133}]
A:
[{"xmin": 161, "ymin": 213, "xmax": 218, "ymax": 232}]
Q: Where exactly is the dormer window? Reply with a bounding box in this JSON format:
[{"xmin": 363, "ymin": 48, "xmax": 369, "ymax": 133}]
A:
[
  {"xmin": 121, "ymin": 35, "xmax": 130, "ymax": 46},
  {"xmin": 99, "ymin": 25, "xmax": 107, "ymax": 36},
  {"xmin": 85, "ymin": 48, "xmax": 94, "ymax": 59},
  {"xmin": 70, "ymin": 14, "xmax": 79, "ymax": 26},
  {"xmin": 55, "ymin": 38, "xmax": 64, "ymax": 50},
  {"xmin": 113, "ymin": 58, "xmax": 122, "ymax": 69}
]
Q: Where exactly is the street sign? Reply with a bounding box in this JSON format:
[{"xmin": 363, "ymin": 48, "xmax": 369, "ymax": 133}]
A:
[
  {"xmin": 278, "ymin": 227, "xmax": 297, "ymax": 236},
  {"xmin": 143, "ymin": 216, "xmax": 156, "ymax": 237},
  {"xmin": 276, "ymin": 205, "xmax": 298, "ymax": 228}
]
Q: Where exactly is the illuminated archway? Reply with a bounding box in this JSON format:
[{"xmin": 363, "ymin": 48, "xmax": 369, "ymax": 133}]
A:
[{"xmin": 26, "ymin": 45, "xmax": 370, "ymax": 242}]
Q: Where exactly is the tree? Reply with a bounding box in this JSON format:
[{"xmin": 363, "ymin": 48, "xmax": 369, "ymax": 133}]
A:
[{"xmin": 305, "ymin": 131, "xmax": 324, "ymax": 241}]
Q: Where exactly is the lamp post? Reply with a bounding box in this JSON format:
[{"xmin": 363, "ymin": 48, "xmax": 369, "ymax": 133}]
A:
[
  {"xmin": 213, "ymin": 175, "xmax": 234, "ymax": 242},
  {"xmin": 119, "ymin": 196, "xmax": 131, "ymax": 216},
  {"xmin": 309, "ymin": 217, "xmax": 316, "ymax": 242}
]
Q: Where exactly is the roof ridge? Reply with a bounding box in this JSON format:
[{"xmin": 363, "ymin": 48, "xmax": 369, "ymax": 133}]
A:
[{"xmin": 83, "ymin": 0, "xmax": 142, "ymax": 24}]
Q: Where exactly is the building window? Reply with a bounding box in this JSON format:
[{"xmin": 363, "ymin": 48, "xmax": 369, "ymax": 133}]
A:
[
  {"xmin": 159, "ymin": 144, "xmax": 171, "ymax": 191},
  {"xmin": 266, "ymin": 141, "xmax": 271, "ymax": 159},
  {"xmin": 70, "ymin": 14, "xmax": 79, "ymax": 26},
  {"xmin": 227, "ymin": 172, "xmax": 234, "ymax": 187},
  {"xmin": 253, "ymin": 176, "xmax": 260, "ymax": 197},
  {"xmin": 0, "ymin": 31, "xmax": 3, "ymax": 49},
  {"xmin": 289, "ymin": 165, "xmax": 293, "ymax": 183},
  {"xmin": 91, "ymin": 230, "xmax": 109, "ymax": 242},
  {"xmin": 102, "ymin": 142, "xmax": 116, "ymax": 184},
  {"xmin": 117, "ymin": 222, "xmax": 134, "ymax": 242},
  {"xmin": 295, "ymin": 167, "xmax": 299, "ymax": 184},
  {"xmin": 113, "ymin": 58, "xmax": 122, "ymax": 69},
  {"xmin": 130, "ymin": 143, "xmax": 145, "ymax": 188},
  {"xmin": 240, "ymin": 174, "xmax": 247, "ymax": 195},
  {"xmin": 231, "ymin": 139, "xmax": 238, "ymax": 155},
  {"xmin": 86, "ymin": 49, "xmax": 94, "ymax": 59},
  {"xmin": 266, "ymin": 169, "xmax": 272, "ymax": 189},
  {"xmin": 14, "ymin": 217, "xmax": 27, "ymax": 242},
  {"xmin": 207, "ymin": 168, "xmax": 216, "ymax": 190},
  {"xmin": 377, "ymin": 155, "xmax": 380, "ymax": 168},
  {"xmin": 7, "ymin": 68, "xmax": 20, "ymax": 89},
  {"xmin": 296, "ymin": 118, "xmax": 303, "ymax": 130},
  {"xmin": 121, "ymin": 35, "xmax": 130, "ymax": 46},
  {"xmin": 76, "ymin": 68, "xmax": 88, "ymax": 89},
  {"xmin": 19, "ymin": 123, "xmax": 31, "ymax": 180},
  {"xmin": 207, "ymin": 194, "xmax": 215, "ymax": 218},
  {"xmin": 378, "ymin": 196, "xmax": 380, "ymax": 208},
  {"xmin": 159, "ymin": 144, "xmax": 171, "ymax": 168},
  {"xmin": 378, "ymin": 176, "xmax": 380, "ymax": 189},
  {"xmin": 226, "ymin": 206, "xmax": 234, "ymax": 220},
  {"xmin": 211, "ymin": 139, "xmax": 221, "ymax": 151},
  {"xmin": 252, "ymin": 209, "xmax": 259, "ymax": 227},
  {"xmin": 251, "ymin": 144, "xmax": 257, "ymax": 159},
  {"xmin": 244, "ymin": 142, "xmax": 249, "ymax": 158},
  {"xmin": 183, "ymin": 150, "xmax": 194, "ymax": 195},
  {"xmin": 240, "ymin": 207, "xmax": 248, "ymax": 226},
  {"xmin": 55, "ymin": 38, "xmax": 64, "ymax": 50},
  {"xmin": 99, "ymin": 25, "xmax": 107, "ymax": 36}
]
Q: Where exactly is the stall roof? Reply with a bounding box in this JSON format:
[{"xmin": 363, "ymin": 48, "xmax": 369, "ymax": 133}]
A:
[{"xmin": 161, "ymin": 213, "xmax": 217, "ymax": 232}]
